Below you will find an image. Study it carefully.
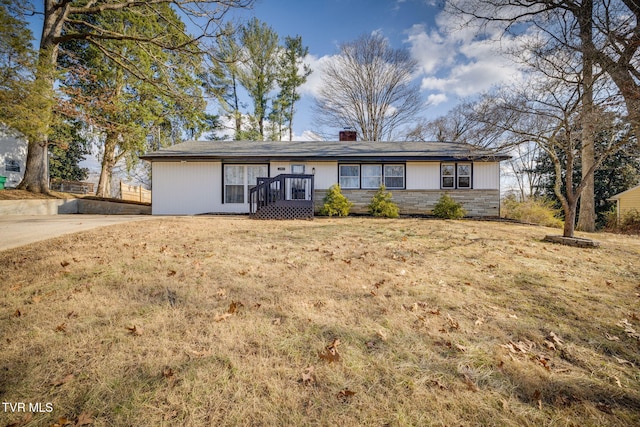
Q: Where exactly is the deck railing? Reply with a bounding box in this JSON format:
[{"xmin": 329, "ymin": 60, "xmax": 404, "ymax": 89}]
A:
[{"xmin": 249, "ymin": 174, "xmax": 314, "ymax": 219}]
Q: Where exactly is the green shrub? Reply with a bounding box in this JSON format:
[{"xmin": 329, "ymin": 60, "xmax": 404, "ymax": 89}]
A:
[
  {"xmin": 319, "ymin": 184, "xmax": 353, "ymax": 217},
  {"xmin": 368, "ymin": 185, "xmax": 399, "ymax": 218},
  {"xmin": 432, "ymin": 193, "xmax": 466, "ymax": 219},
  {"xmin": 501, "ymin": 195, "xmax": 563, "ymax": 228}
]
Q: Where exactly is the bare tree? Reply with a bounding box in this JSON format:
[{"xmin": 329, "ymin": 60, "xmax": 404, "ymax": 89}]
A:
[
  {"xmin": 314, "ymin": 33, "xmax": 422, "ymax": 141},
  {"xmin": 446, "ymin": 0, "xmax": 639, "ymax": 231},
  {"xmin": 13, "ymin": 0, "xmax": 253, "ymax": 194},
  {"xmin": 477, "ymin": 80, "xmax": 629, "ymax": 238}
]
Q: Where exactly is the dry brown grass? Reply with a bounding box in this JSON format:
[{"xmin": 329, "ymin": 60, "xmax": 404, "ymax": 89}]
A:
[
  {"xmin": 0, "ymin": 189, "xmax": 75, "ymax": 200},
  {"xmin": 1, "ymin": 217, "xmax": 639, "ymax": 427}
]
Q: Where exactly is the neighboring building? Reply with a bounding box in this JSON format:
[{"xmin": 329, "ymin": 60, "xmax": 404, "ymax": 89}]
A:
[
  {"xmin": 608, "ymin": 184, "xmax": 640, "ymax": 222},
  {"xmin": 0, "ymin": 127, "xmax": 27, "ymax": 188},
  {"xmin": 140, "ymin": 140, "xmax": 510, "ymax": 217}
]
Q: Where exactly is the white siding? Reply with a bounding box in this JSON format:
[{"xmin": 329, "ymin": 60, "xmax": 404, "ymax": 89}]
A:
[
  {"xmin": 270, "ymin": 161, "xmax": 290, "ymax": 175},
  {"xmin": 152, "ymin": 161, "xmax": 222, "ymax": 215},
  {"xmin": 0, "ymin": 129, "xmax": 27, "ymax": 188},
  {"xmin": 406, "ymin": 162, "xmax": 440, "ymax": 190},
  {"xmin": 266, "ymin": 161, "xmax": 337, "ymax": 190},
  {"xmin": 473, "ymin": 162, "xmax": 500, "ymax": 190},
  {"xmin": 307, "ymin": 162, "xmax": 337, "ymax": 190}
]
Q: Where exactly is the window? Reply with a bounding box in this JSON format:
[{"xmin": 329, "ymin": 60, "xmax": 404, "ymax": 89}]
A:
[
  {"xmin": 441, "ymin": 163, "xmax": 472, "ymax": 189},
  {"xmin": 5, "ymin": 159, "xmax": 20, "ymax": 173},
  {"xmin": 291, "ymin": 164, "xmax": 305, "ymax": 174},
  {"xmin": 457, "ymin": 163, "xmax": 471, "ymax": 188},
  {"xmin": 224, "ymin": 164, "xmax": 268, "ymax": 203},
  {"xmin": 384, "ymin": 165, "xmax": 404, "ymax": 189},
  {"xmin": 339, "ymin": 164, "xmax": 405, "ymax": 189},
  {"xmin": 339, "ymin": 165, "xmax": 360, "ymax": 189},
  {"xmin": 362, "ymin": 165, "xmax": 382, "ymax": 189}
]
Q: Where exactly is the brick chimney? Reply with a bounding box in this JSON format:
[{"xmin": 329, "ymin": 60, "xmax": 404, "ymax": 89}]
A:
[{"xmin": 339, "ymin": 128, "xmax": 357, "ymax": 141}]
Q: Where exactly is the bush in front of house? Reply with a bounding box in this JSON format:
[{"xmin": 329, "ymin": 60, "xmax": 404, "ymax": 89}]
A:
[
  {"xmin": 368, "ymin": 185, "xmax": 399, "ymax": 218},
  {"xmin": 606, "ymin": 208, "xmax": 640, "ymax": 234},
  {"xmin": 501, "ymin": 194, "xmax": 563, "ymax": 228},
  {"xmin": 432, "ymin": 193, "xmax": 466, "ymax": 219},
  {"xmin": 319, "ymin": 184, "xmax": 353, "ymax": 217}
]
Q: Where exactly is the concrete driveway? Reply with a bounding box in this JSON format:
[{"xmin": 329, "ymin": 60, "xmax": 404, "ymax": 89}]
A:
[{"xmin": 0, "ymin": 215, "xmax": 155, "ymax": 252}]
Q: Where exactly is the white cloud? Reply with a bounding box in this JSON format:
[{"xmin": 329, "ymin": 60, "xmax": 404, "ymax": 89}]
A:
[
  {"xmin": 299, "ymin": 53, "xmax": 337, "ymax": 97},
  {"xmin": 426, "ymin": 93, "xmax": 448, "ymax": 105}
]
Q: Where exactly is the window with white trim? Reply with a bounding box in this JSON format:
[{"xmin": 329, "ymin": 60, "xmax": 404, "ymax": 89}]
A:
[
  {"xmin": 224, "ymin": 164, "xmax": 268, "ymax": 203},
  {"xmin": 457, "ymin": 163, "xmax": 471, "ymax": 188},
  {"xmin": 441, "ymin": 162, "xmax": 472, "ymax": 189},
  {"xmin": 362, "ymin": 164, "xmax": 382, "ymax": 189},
  {"xmin": 384, "ymin": 165, "xmax": 405, "ymax": 189},
  {"xmin": 339, "ymin": 164, "xmax": 405, "ymax": 189},
  {"xmin": 339, "ymin": 165, "xmax": 360, "ymax": 189}
]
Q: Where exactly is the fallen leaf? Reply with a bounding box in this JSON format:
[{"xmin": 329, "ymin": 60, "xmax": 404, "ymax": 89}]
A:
[
  {"xmin": 508, "ymin": 314, "xmax": 518, "ymax": 319},
  {"xmin": 548, "ymin": 332, "xmax": 564, "ymax": 346},
  {"xmin": 56, "ymin": 323, "xmax": 67, "ymax": 333},
  {"xmin": 376, "ymin": 329, "xmax": 388, "ymax": 341},
  {"xmin": 474, "ymin": 317, "xmax": 484, "ymax": 326},
  {"xmin": 75, "ymin": 412, "xmax": 93, "ymax": 426},
  {"xmin": 214, "ymin": 313, "xmax": 232, "ymax": 322},
  {"xmin": 52, "ymin": 373, "xmax": 74, "ymax": 387},
  {"xmin": 228, "ymin": 301, "xmax": 243, "ymax": 314},
  {"xmin": 605, "ymin": 333, "xmax": 620, "ymax": 341},
  {"xmin": 455, "ymin": 344, "xmax": 467, "ymax": 352},
  {"xmin": 61, "ymin": 261, "xmax": 70, "ymax": 267},
  {"xmin": 162, "ymin": 367, "xmax": 174, "ymax": 379},
  {"xmin": 431, "ymin": 379, "xmax": 448, "ymax": 390},
  {"xmin": 336, "ymin": 388, "xmax": 356, "ymax": 402},
  {"xmin": 67, "ymin": 311, "xmax": 78, "ymax": 319},
  {"xmin": 13, "ymin": 308, "xmax": 21, "ymax": 317},
  {"xmin": 126, "ymin": 325, "xmax": 142, "ymax": 336},
  {"xmin": 167, "ymin": 270, "xmax": 177, "ymax": 277},
  {"xmin": 319, "ymin": 338, "xmax": 341, "ymax": 363},
  {"xmin": 301, "ymin": 366, "xmax": 316, "ymax": 385},
  {"xmin": 51, "ymin": 417, "xmax": 72, "ymax": 427}
]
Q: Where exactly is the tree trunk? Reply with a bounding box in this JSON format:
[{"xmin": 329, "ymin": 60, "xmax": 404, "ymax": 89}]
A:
[
  {"xmin": 16, "ymin": 0, "xmax": 69, "ymax": 193},
  {"xmin": 563, "ymin": 202, "xmax": 577, "ymax": 238},
  {"xmin": 577, "ymin": 0, "xmax": 596, "ymax": 232},
  {"xmin": 96, "ymin": 132, "xmax": 118, "ymax": 198}
]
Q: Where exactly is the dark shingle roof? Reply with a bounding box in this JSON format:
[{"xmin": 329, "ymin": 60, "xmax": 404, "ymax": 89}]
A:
[{"xmin": 140, "ymin": 140, "xmax": 509, "ymax": 162}]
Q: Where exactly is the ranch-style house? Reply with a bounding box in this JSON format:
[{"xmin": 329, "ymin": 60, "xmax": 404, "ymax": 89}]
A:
[{"xmin": 140, "ymin": 138, "xmax": 509, "ymax": 218}]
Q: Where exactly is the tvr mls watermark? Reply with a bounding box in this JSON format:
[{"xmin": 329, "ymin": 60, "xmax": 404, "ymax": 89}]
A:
[{"xmin": 2, "ymin": 402, "xmax": 54, "ymax": 413}]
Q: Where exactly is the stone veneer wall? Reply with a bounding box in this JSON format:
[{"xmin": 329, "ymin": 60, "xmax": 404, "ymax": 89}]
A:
[{"xmin": 313, "ymin": 189, "xmax": 500, "ymax": 217}]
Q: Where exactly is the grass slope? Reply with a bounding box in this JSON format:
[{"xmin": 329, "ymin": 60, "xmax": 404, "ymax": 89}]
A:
[{"xmin": 1, "ymin": 217, "xmax": 639, "ymax": 426}]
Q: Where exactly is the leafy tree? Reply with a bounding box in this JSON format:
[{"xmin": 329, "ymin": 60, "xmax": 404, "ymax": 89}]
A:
[
  {"xmin": 12, "ymin": 0, "xmax": 252, "ymax": 194},
  {"xmin": 48, "ymin": 114, "xmax": 90, "ymax": 182},
  {"xmin": 208, "ymin": 22, "xmax": 245, "ymax": 140},
  {"xmin": 238, "ymin": 18, "xmax": 280, "ymax": 140},
  {"xmin": 314, "ymin": 33, "xmax": 422, "ymax": 141},
  {"xmin": 58, "ymin": 4, "xmax": 207, "ymax": 197},
  {"xmin": 0, "ymin": 0, "xmax": 53, "ymax": 170},
  {"xmin": 276, "ymin": 35, "xmax": 311, "ymax": 141}
]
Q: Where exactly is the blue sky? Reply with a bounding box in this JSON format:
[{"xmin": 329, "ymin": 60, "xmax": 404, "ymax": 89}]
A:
[
  {"xmin": 231, "ymin": 0, "xmax": 522, "ymax": 139},
  {"xmin": 24, "ymin": 0, "xmax": 523, "ymax": 141}
]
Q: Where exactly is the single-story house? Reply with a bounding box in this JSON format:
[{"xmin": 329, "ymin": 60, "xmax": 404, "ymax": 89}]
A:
[
  {"xmin": 0, "ymin": 126, "xmax": 27, "ymax": 188},
  {"xmin": 608, "ymin": 184, "xmax": 640, "ymax": 222},
  {"xmin": 140, "ymin": 140, "xmax": 510, "ymax": 217}
]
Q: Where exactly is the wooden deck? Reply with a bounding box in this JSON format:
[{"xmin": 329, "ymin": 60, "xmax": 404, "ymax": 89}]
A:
[{"xmin": 249, "ymin": 174, "xmax": 314, "ymax": 220}]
